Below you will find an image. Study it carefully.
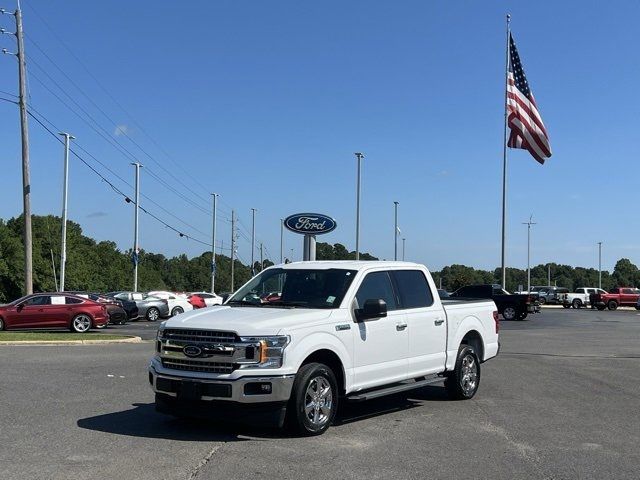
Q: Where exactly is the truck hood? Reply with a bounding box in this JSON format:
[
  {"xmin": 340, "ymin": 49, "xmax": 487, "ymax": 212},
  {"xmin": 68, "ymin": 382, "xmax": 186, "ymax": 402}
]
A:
[{"xmin": 162, "ymin": 305, "xmax": 333, "ymax": 335}]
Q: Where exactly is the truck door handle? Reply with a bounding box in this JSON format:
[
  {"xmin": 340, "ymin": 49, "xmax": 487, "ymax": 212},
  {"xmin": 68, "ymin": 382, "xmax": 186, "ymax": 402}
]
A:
[
  {"xmin": 396, "ymin": 323, "xmax": 408, "ymax": 331},
  {"xmin": 434, "ymin": 319, "xmax": 445, "ymax": 326}
]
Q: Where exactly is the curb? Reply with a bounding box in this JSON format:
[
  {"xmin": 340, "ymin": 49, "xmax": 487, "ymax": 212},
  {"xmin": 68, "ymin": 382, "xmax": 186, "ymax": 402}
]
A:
[{"xmin": 0, "ymin": 336, "xmax": 143, "ymax": 346}]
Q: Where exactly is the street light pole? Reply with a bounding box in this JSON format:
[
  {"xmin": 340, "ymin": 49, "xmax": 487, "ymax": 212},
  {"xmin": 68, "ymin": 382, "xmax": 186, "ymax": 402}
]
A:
[
  {"xmin": 280, "ymin": 219, "xmax": 284, "ymax": 264},
  {"xmin": 58, "ymin": 132, "xmax": 74, "ymax": 292},
  {"xmin": 598, "ymin": 242, "xmax": 602, "ymax": 289},
  {"xmin": 522, "ymin": 215, "xmax": 536, "ymax": 293},
  {"xmin": 211, "ymin": 193, "xmax": 218, "ymax": 293},
  {"xmin": 354, "ymin": 152, "xmax": 364, "ymax": 260},
  {"xmin": 394, "ymin": 201, "xmax": 399, "ymax": 261},
  {"xmin": 131, "ymin": 162, "xmax": 143, "ymax": 292},
  {"xmin": 402, "ymin": 237, "xmax": 406, "ymax": 261},
  {"xmin": 251, "ymin": 208, "xmax": 256, "ymax": 274}
]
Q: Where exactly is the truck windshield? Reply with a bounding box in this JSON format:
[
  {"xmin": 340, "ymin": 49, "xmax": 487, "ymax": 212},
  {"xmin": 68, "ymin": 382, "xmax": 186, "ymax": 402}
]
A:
[{"xmin": 228, "ymin": 268, "xmax": 357, "ymax": 309}]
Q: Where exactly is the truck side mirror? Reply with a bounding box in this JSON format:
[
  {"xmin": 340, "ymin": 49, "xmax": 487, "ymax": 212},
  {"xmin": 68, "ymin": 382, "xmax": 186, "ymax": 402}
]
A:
[{"xmin": 356, "ymin": 299, "xmax": 387, "ymax": 321}]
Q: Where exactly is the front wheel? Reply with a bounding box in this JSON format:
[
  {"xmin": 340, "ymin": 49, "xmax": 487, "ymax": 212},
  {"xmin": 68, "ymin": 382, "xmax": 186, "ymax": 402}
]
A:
[
  {"xmin": 562, "ymin": 304, "xmax": 571, "ymax": 309},
  {"xmin": 71, "ymin": 314, "xmax": 92, "ymax": 333},
  {"xmin": 445, "ymin": 345, "xmax": 481, "ymax": 400},
  {"xmin": 607, "ymin": 301, "xmax": 618, "ymax": 311},
  {"xmin": 171, "ymin": 306, "xmax": 184, "ymax": 316},
  {"xmin": 502, "ymin": 305, "xmax": 517, "ymax": 321},
  {"xmin": 286, "ymin": 362, "xmax": 338, "ymax": 436},
  {"xmin": 146, "ymin": 307, "xmax": 160, "ymax": 322},
  {"xmin": 0, "ymin": 317, "xmax": 5, "ymax": 331},
  {"xmin": 538, "ymin": 297, "xmax": 546, "ymax": 305}
]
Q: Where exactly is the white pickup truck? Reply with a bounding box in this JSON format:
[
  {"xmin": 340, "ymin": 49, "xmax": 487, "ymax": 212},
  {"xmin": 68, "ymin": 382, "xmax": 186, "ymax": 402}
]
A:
[
  {"xmin": 562, "ymin": 287, "xmax": 608, "ymax": 309},
  {"xmin": 149, "ymin": 261, "xmax": 500, "ymax": 435}
]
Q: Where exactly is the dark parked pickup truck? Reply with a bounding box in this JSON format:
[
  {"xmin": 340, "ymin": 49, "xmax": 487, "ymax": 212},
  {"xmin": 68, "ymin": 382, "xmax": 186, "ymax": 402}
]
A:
[
  {"xmin": 450, "ymin": 284, "xmax": 539, "ymax": 320},
  {"xmin": 589, "ymin": 287, "xmax": 640, "ymax": 311}
]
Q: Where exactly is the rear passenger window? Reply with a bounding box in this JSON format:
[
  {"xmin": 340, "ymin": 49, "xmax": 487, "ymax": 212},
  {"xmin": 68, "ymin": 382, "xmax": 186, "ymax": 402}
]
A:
[
  {"xmin": 393, "ymin": 270, "xmax": 434, "ymax": 309},
  {"xmin": 65, "ymin": 297, "xmax": 83, "ymax": 305},
  {"xmin": 355, "ymin": 272, "xmax": 397, "ymax": 311}
]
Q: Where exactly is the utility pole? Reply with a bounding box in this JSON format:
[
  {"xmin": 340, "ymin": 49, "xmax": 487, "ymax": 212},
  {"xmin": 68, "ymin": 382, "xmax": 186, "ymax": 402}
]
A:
[
  {"xmin": 58, "ymin": 132, "xmax": 74, "ymax": 292},
  {"xmin": 522, "ymin": 215, "xmax": 536, "ymax": 293},
  {"xmin": 547, "ymin": 264, "xmax": 551, "ymax": 286},
  {"xmin": 210, "ymin": 193, "xmax": 218, "ymax": 293},
  {"xmin": 354, "ymin": 152, "xmax": 364, "ymax": 260},
  {"xmin": 402, "ymin": 237, "xmax": 406, "ymax": 261},
  {"xmin": 394, "ymin": 201, "xmax": 399, "ymax": 261},
  {"xmin": 260, "ymin": 242, "xmax": 264, "ymax": 271},
  {"xmin": 598, "ymin": 242, "xmax": 602, "ymax": 289},
  {"xmin": 131, "ymin": 162, "xmax": 142, "ymax": 292},
  {"xmin": 251, "ymin": 208, "xmax": 256, "ymax": 274},
  {"xmin": 231, "ymin": 210, "xmax": 236, "ymax": 292},
  {"xmin": 280, "ymin": 218, "xmax": 284, "ymax": 264},
  {"xmin": 3, "ymin": 5, "xmax": 34, "ymax": 294}
]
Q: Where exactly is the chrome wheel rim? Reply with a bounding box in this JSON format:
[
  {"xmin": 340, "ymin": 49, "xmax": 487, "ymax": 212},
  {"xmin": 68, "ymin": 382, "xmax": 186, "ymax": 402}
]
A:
[
  {"xmin": 172, "ymin": 307, "xmax": 183, "ymax": 315},
  {"xmin": 503, "ymin": 307, "xmax": 516, "ymax": 319},
  {"xmin": 460, "ymin": 354, "xmax": 478, "ymax": 395},
  {"xmin": 73, "ymin": 315, "xmax": 91, "ymax": 332},
  {"xmin": 304, "ymin": 376, "xmax": 333, "ymax": 428},
  {"xmin": 148, "ymin": 309, "xmax": 159, "ymax": 321}
]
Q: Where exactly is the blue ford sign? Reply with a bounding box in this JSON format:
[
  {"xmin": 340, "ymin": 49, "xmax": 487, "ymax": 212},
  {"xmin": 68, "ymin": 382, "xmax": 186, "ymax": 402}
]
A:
[{"xmin": 284, "ymin": 213, "xmax": 337, "ymax": 235}]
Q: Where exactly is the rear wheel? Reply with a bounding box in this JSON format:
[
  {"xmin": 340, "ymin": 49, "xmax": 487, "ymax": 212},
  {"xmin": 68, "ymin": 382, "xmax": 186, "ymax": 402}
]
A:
[
  {"xmin": 502, "ymin": 306, "xmax": 517, "ymax": 321},
  {"xmin": 607, "ymin": 301, "xmax": 618, "ymax": 311},
  {"xmin": 146, "ymin": 307, "xmax": 160, "ymax": 322},
  {"xmin": 445, "ymin": 345, "xmax": 480, "ymax": 400},
  {"xmin": 171, "ymin": 306, "xmax": 184, "ymax": 316},
  {"xmin": 572, "ymin": 299, "xmax": 582, "ymax": 309},
  {"xmin": 538, "ymin": 297, "xmax": 546, "ymax": 305},
  {"xmin": 286, "ymin": 362, "xmax": 338, "ymax": 436},
  {"xmin": 71, "ymin": 314, "xmax": 92, "ymax": 333},
  {"xmin": 0, "ymin": 317, "xmax": 4, "ymax": 331},
  {"xmin": 597, "ymin": 305, "xmax": 606, "ymax": 311}
]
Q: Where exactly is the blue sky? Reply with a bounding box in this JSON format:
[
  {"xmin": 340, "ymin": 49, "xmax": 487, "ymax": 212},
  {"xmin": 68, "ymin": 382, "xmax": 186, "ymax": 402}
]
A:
[{"xmin": 0, "ymin": 0, "xmax": 638, "ymax": 272}]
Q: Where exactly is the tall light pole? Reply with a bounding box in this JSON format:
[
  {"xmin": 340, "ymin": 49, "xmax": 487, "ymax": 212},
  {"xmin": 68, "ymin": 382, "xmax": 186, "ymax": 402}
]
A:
[
  {"xmin": 211, "ymin": 193, "xmax": 218, "ymax": 293},
  {"xmin": 523, "ymin": 215, "xmax": 536, "ymax": 292},
  {"xmin": 354, "ymin": 152, "xmax": 364, "ymax": 260},
  {"xmin": 251, "ymin": 208, "xmax": 256, "ymax": 274},
  {"xmin": 231, "ymin": 210, "xmax": 236, "ymax": 291},
  {"xmin": 58, "ymin": 132, "xmax": 74, "ymax": 292},
  {"xmin": 131, "ymin": 162, "xmax": 142, "ymax": 292},
  {"xmin": 280, "ymin": 218, "xmax": 284, "ymax": 264},
  {"xmin": 402, "ymin": 238, "xmax": 406, "ymax": 261},
  {"xmin": 598, "ymin": 242, "xmax": 602, "ymax": 289},
  {"xmin": 394, "ymin": 201, "xmax": 399, "ymax": 261}
]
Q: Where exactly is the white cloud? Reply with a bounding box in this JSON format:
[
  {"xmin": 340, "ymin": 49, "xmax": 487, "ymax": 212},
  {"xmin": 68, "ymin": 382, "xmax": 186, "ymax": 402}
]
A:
[{"xmin": 114, "ymin": 124, "xmax": 129, "ymax": 136}]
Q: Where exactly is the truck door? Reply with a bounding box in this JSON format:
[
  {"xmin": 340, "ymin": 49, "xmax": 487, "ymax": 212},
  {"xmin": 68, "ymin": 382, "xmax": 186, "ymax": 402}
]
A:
[
  {"xmin": 352, "ymin": 271, "xmax": 408, "ymax": 389},
  {"xmin": 392, "ymin": 270, "xmax": 447, "ymax": 377}
]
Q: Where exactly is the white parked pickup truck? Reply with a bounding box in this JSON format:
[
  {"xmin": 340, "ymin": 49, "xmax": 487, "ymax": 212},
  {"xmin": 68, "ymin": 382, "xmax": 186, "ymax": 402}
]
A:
[
  {"xmin": 149, "ymin": 261, "xmax": 500, "ymax": 435},
  {"xmin": 562, "ymin": 287, "xmax": 608, "ymax": 309}
]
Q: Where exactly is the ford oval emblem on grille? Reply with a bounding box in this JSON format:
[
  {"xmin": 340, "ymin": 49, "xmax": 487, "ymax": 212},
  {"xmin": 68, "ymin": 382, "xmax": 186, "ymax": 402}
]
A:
[{"xmin": 183, "ymin": 345, "xmax": 202, "ymax": 358}]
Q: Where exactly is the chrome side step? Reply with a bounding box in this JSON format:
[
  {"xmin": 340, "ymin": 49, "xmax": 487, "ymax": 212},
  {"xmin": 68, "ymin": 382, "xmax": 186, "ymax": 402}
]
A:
[{"xmin": 347, "ymin": 375, "xmax": 445, "ymax": 402}]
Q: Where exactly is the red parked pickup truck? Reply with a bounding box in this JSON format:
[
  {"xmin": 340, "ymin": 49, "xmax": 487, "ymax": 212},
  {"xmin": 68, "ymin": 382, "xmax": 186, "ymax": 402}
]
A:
[{"xmin": 590, "ymin": 287, "xmax": 640, "ymax": 311}]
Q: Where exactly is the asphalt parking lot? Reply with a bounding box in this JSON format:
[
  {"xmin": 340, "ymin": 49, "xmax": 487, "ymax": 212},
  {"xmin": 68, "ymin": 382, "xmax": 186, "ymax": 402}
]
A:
[{"xmin": 1, "ymin": 308, "xmax": 639, "ymax": 480}]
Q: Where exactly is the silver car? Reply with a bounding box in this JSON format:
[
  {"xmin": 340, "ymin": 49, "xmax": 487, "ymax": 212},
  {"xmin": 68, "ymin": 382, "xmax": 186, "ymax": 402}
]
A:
[{"xmin": 106, "ymin": 292, "xmax": 170, "ymax": 321}]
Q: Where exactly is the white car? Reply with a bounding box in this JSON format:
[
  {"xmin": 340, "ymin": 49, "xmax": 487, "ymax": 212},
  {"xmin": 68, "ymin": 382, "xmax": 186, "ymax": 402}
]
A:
[
  {"xmin": 150, "ymin": 261, "xmax": 499, "ymax": 435},
  {"xmin": 188, "ymin": 292, "xmax": 224, "ymax": 306},
  {"xmin": 147, "ymin": 291, "xmax": 193, "ymax": 316}
]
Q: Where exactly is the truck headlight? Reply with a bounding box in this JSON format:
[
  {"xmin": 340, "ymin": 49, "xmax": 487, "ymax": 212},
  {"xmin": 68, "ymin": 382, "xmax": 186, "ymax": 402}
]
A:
[
  {"xmin": 239, "ymin": 335, "xmax": 290, "ymax": 368},
  {"xmin": 156, "ymin": 321, "xmax": 167, "ymax": 341}
]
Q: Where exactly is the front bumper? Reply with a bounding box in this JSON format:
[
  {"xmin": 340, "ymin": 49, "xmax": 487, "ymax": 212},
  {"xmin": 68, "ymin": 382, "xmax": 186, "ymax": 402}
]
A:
[{"xmin": 148, "ymin": 363, "xmax": 295, "ymax": 404}]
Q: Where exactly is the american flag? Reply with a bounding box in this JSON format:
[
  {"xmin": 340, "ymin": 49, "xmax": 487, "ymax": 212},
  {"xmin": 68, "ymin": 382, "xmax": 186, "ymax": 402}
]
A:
[{"xmin": 507, "ymin": 33, "xmax": 551, "ymax": 164}]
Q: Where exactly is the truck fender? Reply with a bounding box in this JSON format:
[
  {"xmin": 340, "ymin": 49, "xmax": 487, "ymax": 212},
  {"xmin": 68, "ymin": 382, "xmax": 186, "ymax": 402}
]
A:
[
  {"xmin": 286, "ymin": 331, "xmax": 353, "ymax": 392},
  {"xmin": 446, "ymin": 315, "xmax": 486, "ymax": 371}
]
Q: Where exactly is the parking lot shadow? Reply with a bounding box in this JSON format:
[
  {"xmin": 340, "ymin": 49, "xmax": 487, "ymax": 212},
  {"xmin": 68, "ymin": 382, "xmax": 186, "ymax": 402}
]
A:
[{"xmin": 77, "ymin": 403, "xmax": 279, "ymax": 441}]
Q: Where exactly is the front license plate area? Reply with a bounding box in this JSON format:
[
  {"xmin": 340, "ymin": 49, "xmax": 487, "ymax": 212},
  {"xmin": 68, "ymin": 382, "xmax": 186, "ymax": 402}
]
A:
[{"xmin": 179, "ymin": 380, "xmax": 202, "ymax": 400}]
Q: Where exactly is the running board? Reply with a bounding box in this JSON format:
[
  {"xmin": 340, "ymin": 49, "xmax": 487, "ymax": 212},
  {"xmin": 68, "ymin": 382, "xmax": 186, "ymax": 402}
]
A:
[{"xmin": 347, "ymin": 376, "xmax": 445, "ymax": 402}]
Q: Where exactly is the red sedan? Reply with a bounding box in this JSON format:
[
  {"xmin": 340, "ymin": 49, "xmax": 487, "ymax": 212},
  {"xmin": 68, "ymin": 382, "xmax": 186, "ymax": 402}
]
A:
[{"xmin": 0, "ymin": 293, "xmax": 109, "ymax": 333}]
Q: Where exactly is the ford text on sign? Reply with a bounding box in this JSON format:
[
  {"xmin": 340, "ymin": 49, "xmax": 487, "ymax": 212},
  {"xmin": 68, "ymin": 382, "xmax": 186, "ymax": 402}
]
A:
[{"xmin": 284, "ymin": 213, "xmax": 337, "ymax": 235}]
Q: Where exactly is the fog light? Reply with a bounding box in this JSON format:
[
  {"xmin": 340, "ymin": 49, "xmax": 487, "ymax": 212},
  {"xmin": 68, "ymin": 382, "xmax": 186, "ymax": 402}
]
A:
[{"xmin": 244, "ymin": 382, "xmax": 272, "ymax": 395}]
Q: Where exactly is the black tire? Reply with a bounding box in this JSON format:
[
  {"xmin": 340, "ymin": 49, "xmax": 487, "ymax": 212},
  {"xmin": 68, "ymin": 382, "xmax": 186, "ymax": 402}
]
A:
[
  {"xmin": 171, "ymin": 306, "xmax": 184, "ymax": 316},
  {"xmin": 538, "ymin": 297, "xmax": 546, "ymax": 305},
  {"xmin": 445, "ymin": 345, "xmax": 481, "ymax": 400},
  {"xmin": 607, "ymin": 300, "xmax": 618, "ymax": 311},
  {"xmin": 502, "ymin": 305, "xmax": 517, "ymax": 321},
  {"xmin": 146, "ymin": 307, "xmax": 160, "ymax": 322},
  {"xmin": 597, "ymin": 305, "xmax": 606, "ymax": 311},
  {"xmin": 70, "ymin": 314, "xmax": 93, "ymax": 333},
  {"xmin": 0, "ymin": 317, "xmax": 4, "ymax": 331},
  {"xmin": 285, "ymin": 362, "xmax": 338, "ymax": 436},
  {"xmin": 562, "ymin": 304, "xmax": 571, "ymax": 309},
  {"xmin": 635, "ymin": 306, "xmax": 640, "ymax": 311},
  {"xmin": 572, "ymin": 299, "xmax": 582, "ymax": 309}
]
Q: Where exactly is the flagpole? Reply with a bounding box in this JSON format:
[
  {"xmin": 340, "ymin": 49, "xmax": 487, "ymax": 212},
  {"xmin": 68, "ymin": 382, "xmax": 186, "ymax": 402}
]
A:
[{"xmin": 500, "ymin": 13, "xmax": 511, "ymax": 289}]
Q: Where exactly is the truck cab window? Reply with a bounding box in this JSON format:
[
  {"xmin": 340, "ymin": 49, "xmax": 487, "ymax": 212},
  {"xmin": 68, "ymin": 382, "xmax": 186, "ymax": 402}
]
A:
[
  {"xmin": 393, "ymin": 270, "xmax": 434, "ymax": 308},
  {"xmin": 355, "ymin": 272, "xmax": 397, "ymax": 310}
]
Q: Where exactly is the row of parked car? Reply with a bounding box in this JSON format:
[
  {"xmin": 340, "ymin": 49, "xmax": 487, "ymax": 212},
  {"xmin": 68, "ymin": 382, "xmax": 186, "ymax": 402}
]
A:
[{"xmin": 0, "ymin": 290, "xmax": 225, "ymax": 333}]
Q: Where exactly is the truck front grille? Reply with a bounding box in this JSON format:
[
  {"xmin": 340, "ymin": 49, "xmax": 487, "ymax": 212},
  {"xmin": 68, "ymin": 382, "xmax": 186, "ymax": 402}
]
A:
[
  {"xmin": 161, "ymin": 358, "xmax": 236, "ymax": 374},
  {"xmin": 161, "ymin": 329, "xmax": 237, "ymax": 343}
]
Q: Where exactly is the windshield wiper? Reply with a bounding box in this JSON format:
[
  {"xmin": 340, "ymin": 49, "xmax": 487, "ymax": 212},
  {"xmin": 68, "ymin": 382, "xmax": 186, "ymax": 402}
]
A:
[{"xmin": 227, "ymin": 300, "xmax": 262, "ymax": 307}]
